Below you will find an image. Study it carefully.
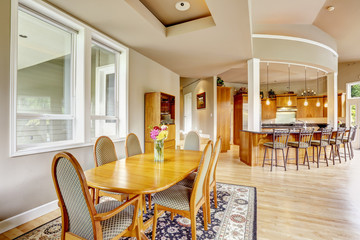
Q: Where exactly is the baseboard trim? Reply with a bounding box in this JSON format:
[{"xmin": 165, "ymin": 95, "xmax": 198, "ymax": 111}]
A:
[{"xmin": 0, "ymin": 200, "xmax": 59, "ymax": 234}]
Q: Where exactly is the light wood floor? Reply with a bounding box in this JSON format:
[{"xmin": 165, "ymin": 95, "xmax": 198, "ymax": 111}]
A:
[{"xmin": 1, "ymin": 145, "xmax": 359, "ymax": 240}]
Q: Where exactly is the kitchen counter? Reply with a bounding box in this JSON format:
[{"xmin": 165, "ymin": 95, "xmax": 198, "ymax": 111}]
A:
[
  {"xmin": 261, "ymin": 123, "xmax": 327, "ymax": 129},
  {"xmin": 238, "ymin": 129, "xmax": 329, "ymax": 166}
]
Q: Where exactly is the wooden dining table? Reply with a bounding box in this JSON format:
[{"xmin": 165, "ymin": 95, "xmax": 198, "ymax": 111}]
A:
[{"xmin": 84, "ymin": 149, "xmax": 203, "ymax": 239}]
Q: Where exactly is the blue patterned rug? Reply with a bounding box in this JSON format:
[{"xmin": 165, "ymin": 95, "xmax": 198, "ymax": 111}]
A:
[{"xmin": 14, "ymin": 183, "xmax": 256, "ymax": 240}]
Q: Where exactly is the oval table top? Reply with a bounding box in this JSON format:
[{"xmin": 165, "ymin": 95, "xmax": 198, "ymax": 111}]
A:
[{"xmin": 84, "ymin": 149, "xmax": 202, "ymax": 195}]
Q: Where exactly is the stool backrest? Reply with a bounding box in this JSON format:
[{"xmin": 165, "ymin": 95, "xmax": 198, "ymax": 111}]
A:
[
  {"xmin": 272, "ymin": 129, "xmax": 290, "ymax": 148},
  {"xmin": 351, "ymin": 125, "xmax": 358, "ymax": 142},
  {"xmin": 334, "ymin": 127, "xmax": 346, "ymax": 142},
  {"xmin": 319, "ymin": 127, "xmax": 333, "ymax": 144},
  {"xmin": 298, "ymin": 128, "xmax": 314, "ymax": 145}
]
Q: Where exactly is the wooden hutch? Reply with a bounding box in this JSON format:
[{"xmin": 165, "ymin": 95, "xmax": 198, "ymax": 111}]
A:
[{"xmin": 144, "ymin": 92, "xmax": 176, "ymax": 153}]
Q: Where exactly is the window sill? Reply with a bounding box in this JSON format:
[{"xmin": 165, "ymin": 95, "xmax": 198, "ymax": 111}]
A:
[{"xmin": 11, "ymin": 137, "xmax": 126, "ymax": 157}]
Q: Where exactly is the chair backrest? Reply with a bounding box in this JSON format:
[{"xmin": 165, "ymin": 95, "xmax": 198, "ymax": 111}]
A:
[
  {"xmin": 351, "ymin": 125, "xmax": 358, "ymax": 141},
  {"xmin": 94, "ymin": 136, "xmax": 117, "ymax": 167},
  {"xmin": 272, "ymin": 129, "xmax": 290, "ymax": 147},
  {"xmin": 125, "ymin": 133, "xmax": 142, "ymax": 158},
  {"xmin": 184, "ymin": 131, "xmax": 201, "ymax": 151},
  {"xmin": 52, "ymin": 152, "xmax": 97, "ymax": 239},
  {"xmin": 334, "ymin": 127, "xmax": 346, "ymax": 142},
  {"xmin": 209, "ymin": 137, "xmax": 221, "ymax": 185},
  {"xmin": 298, "ymin": 128, "xmax": 314, "ymax": 145},
  {"xmin": 343, "ymin": 127, "xmax": 354, "ymax": 142},
  {"xmin": 191, "ymin": 141, "xmax": 213, "ymax": 206},
  {"xmin": 319, "ymin": 127, "xmax": 333, "ymax": 144}
]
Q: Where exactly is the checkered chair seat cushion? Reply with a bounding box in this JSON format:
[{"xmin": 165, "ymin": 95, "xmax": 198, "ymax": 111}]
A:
[
  {"xmin": 263, "ymin": 142, "xmax": 286, "ymax": 149},
  {"xmin": 95, "ymin": 200, "xmax": 135, "ymax": 240},
  {"xmin": 288, "ymin": 142, "xmax": 310, "ymax": 148},
  {"xmin": 152, "ymin": 184, "xmax": 192, "ymax": 211},
  {"xmin": 330, "ymin": 139, "xmax": 342, "ymax": 145},
  {"xmin": 177, "ymin": 172, "xmax": 197, "ymax": 188},
  {"xmin": 311, "ymin": 140, "xmax": 329, "ymax": 147}
]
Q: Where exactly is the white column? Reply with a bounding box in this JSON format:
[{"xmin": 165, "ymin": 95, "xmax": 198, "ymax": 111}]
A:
[
  {"xmin": 213, "ymin": 75, "xmax": 217, "ymax": 141},
  {"xmin": 327, "ymin": 72, "xmax": 338, "ymax": 130},
  {"xmin": 247, "ymin": 58, "xmax": 261, "ymax": 131}
]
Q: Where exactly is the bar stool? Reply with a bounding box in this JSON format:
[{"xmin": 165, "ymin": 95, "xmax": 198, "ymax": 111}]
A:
[
  {"xmin": 329, "ymin": 127, "xmax": 346, "ymax": 164},
  {"xmin": 341, "ymin": 126, "xmax": 355, "ymax": 161},
  {"xmin": 310, "ymin": 127, "xmax": 333, "ymax": 168},
  {"xmin": 349, "ymin": 126, "xmax": 358, "ymax": 159},
  {"xmin": 287, "ymin": 128, "xmax": 314, "ymax": 170},
  {"xmin": 262, "ymin": 129, "xmax": 290, "ymax": 171}
]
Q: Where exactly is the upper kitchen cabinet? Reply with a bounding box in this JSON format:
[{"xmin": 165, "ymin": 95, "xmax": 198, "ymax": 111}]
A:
[
  {"xmin": 261, "ymin": 98, "xmax": 276, "ymax": 120},
  {"xmin": 297, "ymin": 96, "xmax": 324, "ymax": 118},
  {"xmin": 276, "ymin": 94, "xmax": 297, "ymax": 107}
]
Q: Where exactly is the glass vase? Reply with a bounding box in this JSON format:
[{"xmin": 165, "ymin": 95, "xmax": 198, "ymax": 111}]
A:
[{"xmin": 154, "ymin": 139, "xmax": 165, "ymax": 162}]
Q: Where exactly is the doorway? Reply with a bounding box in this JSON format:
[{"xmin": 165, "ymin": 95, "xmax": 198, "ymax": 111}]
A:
[
  {"xmin": 346, "ymin": 82, "xmax": 360, "ymax": 149},
  {"xmin": 184, "ymin": 92, "xmax": 192, "ymax": 132}
]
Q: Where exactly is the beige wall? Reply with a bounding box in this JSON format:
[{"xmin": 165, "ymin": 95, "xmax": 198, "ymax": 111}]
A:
[
  {"xmin": 338, "ymin": 61, "xmax": 360, "ymax": 93},
  {"xmin": 181, "ymin": 77, "xmax": 215, "ymax": 140},
  {"xmin": 0, "ymin": 0, "xmax": 179, "ymax": 221}
]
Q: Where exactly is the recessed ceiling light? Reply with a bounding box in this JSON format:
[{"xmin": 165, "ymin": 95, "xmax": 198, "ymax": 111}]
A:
[
  {"xmin": 19, "ymin": 34, "xmax": 28, "ymax": 38},
  {"xmin": 327, "ymin": 6, "xmax": 335, "ymax": 12},
  {"xmin": 175, "ymin": 1, "xmax": 190, "ymax": 11}
]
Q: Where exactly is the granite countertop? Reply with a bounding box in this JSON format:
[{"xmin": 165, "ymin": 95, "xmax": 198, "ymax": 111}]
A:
[{"xmin": 261, "ymin": 123, "xmax": 327, "ymax": 128}]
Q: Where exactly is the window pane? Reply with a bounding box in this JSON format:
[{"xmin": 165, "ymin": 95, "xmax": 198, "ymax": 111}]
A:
[
  {"xmin": 351, "ymin": 84, "xmax": 360, "ymax": 98},
  {"xmin": 91, "ymin": 43, "xmax": 116, "ymax": 116},
  {"xmin": 350, "ymin": 105, "xmax": 357, "ymax": 126},
  {"xmin": 91, "ymin": 119, "xmax": 117, "ymax": 138},
  {"xmin": 17, "ymin": 10, "xmax": 73, "ymax": 115},
  {"xmin": 17, "ymin": 119, "xmax": 73, "ymax": 146}
]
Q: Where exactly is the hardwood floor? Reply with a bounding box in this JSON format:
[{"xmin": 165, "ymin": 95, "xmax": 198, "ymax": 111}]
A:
[{"xmin": 1, "ymin": 145, "xmax": 359, "ymax": 240}]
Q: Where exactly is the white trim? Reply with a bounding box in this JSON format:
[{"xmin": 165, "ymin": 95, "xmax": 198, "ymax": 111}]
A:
[
  {"xmin": 252, "ymin": 34, "xmax": 338, "ymax": 57},
  {"xmin": 260, "ymin": 60, "xmax": 329, "ymax": 74},
  {"xmin": 0, "ymin": 200, "xmax": 59, "ymax": 234},
  {"xmin": 213, "ymin": 76, "xmax": 217, "ymax": 140},
  {"xmin": 347, "ymin": 81, "xmax": 360, "ymax": 100}
]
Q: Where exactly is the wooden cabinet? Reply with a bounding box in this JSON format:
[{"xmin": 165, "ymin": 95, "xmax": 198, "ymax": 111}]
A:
[
  {"xmin": 276, "ymin": 94, "xmax": 297, "ymax": 107},
  {"xmin": 217, "ymin": 87, "xmax": 231, "ymax": 152},
  {"xmin": 323, "ymin": 93, "xmax": 346, "ymax": 118},
  {"xmin": 261, "ymin": 98, "xmax": 276, "ymax": 120},
  {"xmin": 297, "ymin": 96, "xmax": 324, "ymax": 118},
  {"xmin": 144, "ymin": 92, "xmax": 176, "ymax": 153},
  {"xmin": 233, "ymin": 93, "xmax": 247, "ymax": 145}
]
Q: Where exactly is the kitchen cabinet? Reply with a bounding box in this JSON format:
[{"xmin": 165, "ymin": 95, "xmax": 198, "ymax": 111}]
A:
[
  {"xmin": 261, "ymin": 98, "xmax": 277, "ymax": 120},
  {"xmin": 233, "ymin": 93, "xmax": 247, "ymax": 145},
  {"xmin": 276, "ymin": 94, "xmax": 297, "ymax": 107},
  {"xmin": 217, "ymin": 87, "xmax": 231, "ymax": 152},
  {"xmin": 297, "ymin": 96, "xmax": 324, "ymax": 118},
  {"xmin": 323, "ymin": 93, "xmax": 346, "ymax": 118}
]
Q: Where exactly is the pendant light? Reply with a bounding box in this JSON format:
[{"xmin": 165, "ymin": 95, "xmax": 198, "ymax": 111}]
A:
[
  {"xmin": 316, "ymin": 70, "xmax": 321, "ymax": 107},
  {"xmin": 304, "ymin": 67, "xmax": 308, "ymax": 106},
  {"xmin": 287, "ymin": 64, "xmax": 292, "ymax": 106},
  {"xmin": 265, "ymin": 62, "xmax": 270, "ymax": 105}
]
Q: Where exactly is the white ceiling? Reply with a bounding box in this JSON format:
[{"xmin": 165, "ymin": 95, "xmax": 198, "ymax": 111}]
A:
[{"xmin": 41, "ymin": 0, "xmax": 360, "ymax": 82}]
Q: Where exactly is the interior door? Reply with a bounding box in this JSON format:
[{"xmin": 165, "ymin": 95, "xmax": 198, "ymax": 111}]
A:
[
  {"xmin": 184, "ymin": 92, "xmax": 192, "ymax": 132},
  {"xmin": 347, "ymin": 99, "xmax": 360, "ymax": 149}
]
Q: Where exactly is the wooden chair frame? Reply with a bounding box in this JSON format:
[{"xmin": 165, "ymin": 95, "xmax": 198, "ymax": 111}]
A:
[
  {"xmin": 263, "ymin": 129, "xmax": 290, "ymax": 171},
  {"xmin": 52, "ymin": 152, "xmax": 141, "ymax": 240},
  {"xmin": 93, "ymin": 136, "xmax": 128, "ymax": 204},
  {"xmin": 329, "ymin": 128, "xmax": 346, "ymax": 164},
  {"xmin": 152, "ymin": 141, "xmax": 214, "ymax": 240},
  {"xmin": 288, "ymin": 128, "xmax": 314, "ymax": 170}
]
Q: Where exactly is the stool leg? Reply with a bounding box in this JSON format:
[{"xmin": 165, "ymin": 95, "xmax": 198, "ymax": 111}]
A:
[
  {"xmin": 324, "ymin": 146, "xmax": 329, "ymax": 166},
  {"xmin": 275, "ymin": 149, "xmax": 278, "ymax": 167},
  {"xmin": 282, "ymin": 149, "xmax": 286, "ymax": 171},
  {"xmin": 296, "ymin": 148, "xmax": 299, "ymax": 171},
  {"xmin": 331, "ymin": 145, "xmax": 335, "ymax": 165},
  {"xmin": 262, "ymin": 147, "xmax": 267, "ymax": 167},
  {"xmin": 350, "ymin": 142, "xmax": 354, "ymax": 159},
  {"xmin": 337, "ymin": 145, "xmax": 341, "ymax": 163},
  {"xmin": 317, "ymin": 146, "xmax": 320, "ymax": 168},
  {"xmin": 347, "ymin": 143, "xmax": 352, "ymax": 160},
  {"xmin": 306, "ymin": 148, "xmax": 310, "ymax": 169},
  {"xmin": 344, "ymin": 143, "xmax": 347, "ymax": 162},
  {"xmin": 313, "ymin": 146, "xmax": 315, "ymax": 163},
  {"xmin": 270, "ymin": 149, "xmax": 274, "ymax": 172}
]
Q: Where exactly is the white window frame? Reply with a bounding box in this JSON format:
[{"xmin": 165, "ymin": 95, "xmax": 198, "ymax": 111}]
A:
[
  {"xmin": 10, "ymin": 0, "xmax": 129, "ymax": 156},
  {"xmin": 347, "ymin": 81, "xmax": 360, "ymax": 100}
]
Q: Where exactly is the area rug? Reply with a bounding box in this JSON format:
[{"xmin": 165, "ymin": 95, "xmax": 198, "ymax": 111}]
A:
[{"xmin": 14, "ymin": 183, "xmax": 256, "ymax": 240}]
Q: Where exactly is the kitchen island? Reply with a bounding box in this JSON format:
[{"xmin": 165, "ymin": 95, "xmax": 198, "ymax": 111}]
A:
[{"xmin": 239, "ymin": 128, "xmax": 327, "ymax": 166}]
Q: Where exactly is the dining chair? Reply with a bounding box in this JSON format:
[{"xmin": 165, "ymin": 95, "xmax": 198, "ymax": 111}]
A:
[
  {"xmin": 125, "ymin": 133, "xmax": 151, "ymax": 212},
  {"xmin": 152, "ymin": 141, "xmax": 213, "ymax": 240},
  {"xmin": 310, "ymin": 127, "xmax": 333, "ymax": 167},
  {"xmin": 184, "ymin": 131, "xmax": 201, "ymax": 151},
  {"xmin": 262, "ymin": 129, "xmax": 290, "ymax": 171},
  {"xmin": 287, "ymin": 128, "xmax": 314, "ymax": 170},
  {"xmin": 341, "ymin": 126, "xmax": 355, "ymax": 161},
  {"xmin": 329, "ymin": 127, "xmax": 346, "ymax": 164},
  {"xmin": 125, "ymin": 133, "xmax": 142, "ymax": 158},
  {"xmin": 52, "ymin": 151, "xmax": 141, "ymax": 240},
  {"xmin": 94, "ymin": 136, "xmax": 128, "ymax": 204},
  {"xmin": 177, "ymin": 137, "xmax": 222, "ymax": 224}
]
